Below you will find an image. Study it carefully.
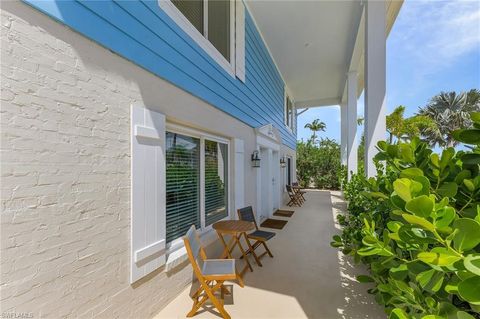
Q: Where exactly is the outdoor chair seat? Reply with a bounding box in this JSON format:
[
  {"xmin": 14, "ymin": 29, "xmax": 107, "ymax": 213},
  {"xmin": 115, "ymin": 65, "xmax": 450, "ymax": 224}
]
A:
[
  {"xmin": 248, "ymin": 230, "xmax": 275, "ymax": 241},
  {"xmin": 202, "ymin": 259, "xmax": 236, "ymax": 279}
]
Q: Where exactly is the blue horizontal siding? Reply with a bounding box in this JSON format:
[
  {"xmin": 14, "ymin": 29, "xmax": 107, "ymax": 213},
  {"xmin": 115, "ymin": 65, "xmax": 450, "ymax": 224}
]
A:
[{"xmin": 23, "ymin": 0, "xmax": 296, "ymax": 149}]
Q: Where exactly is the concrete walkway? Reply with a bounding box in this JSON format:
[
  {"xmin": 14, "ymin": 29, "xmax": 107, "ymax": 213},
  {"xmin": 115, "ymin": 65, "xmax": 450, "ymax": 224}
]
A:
[{"xmin": 154, "ymin": 190, "xmax": 386, "ymax": 319}]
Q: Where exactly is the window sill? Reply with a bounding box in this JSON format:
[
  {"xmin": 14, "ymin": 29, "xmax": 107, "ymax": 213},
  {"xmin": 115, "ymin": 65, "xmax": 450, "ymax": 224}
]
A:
[{"xmin": 165, "ymin": 227, "xmax": 219, "ymax": 272}]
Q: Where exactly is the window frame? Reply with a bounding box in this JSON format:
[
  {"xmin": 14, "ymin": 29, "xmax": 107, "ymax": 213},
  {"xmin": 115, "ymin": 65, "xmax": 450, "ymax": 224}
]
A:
[
  {"xmin": 159, "ymin": 0, "xmax": 236, "ymax": 77},
  {"xmin": 165, "ymin": 123, "xmax": 231, "ymax": 253},
  {"xmin": 284, "ymin": 92, "xmax": 294, "ymax": 132}
]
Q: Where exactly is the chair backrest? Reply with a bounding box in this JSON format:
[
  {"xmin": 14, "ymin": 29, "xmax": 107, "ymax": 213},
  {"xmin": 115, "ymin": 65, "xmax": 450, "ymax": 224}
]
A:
[
  {"xmin": 292, "ymin": 182, "xmax": 299, "ymax": 187},
  {"xmin": 237, "ymin": 206, "xmax": 258, "ymax": 229},
  {"xmin": 286, "ymin": 184, "xmax": 294, "ymax": 195},
  {"xmin": 184, "ymin": 225, "xmax": 202, "ymax": 262},
  {"xmin": 184, "ymin": 225, "xmax": 208, "ymax": 282}
]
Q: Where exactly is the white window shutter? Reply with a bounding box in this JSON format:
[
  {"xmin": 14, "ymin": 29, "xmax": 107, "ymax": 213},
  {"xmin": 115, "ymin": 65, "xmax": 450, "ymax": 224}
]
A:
[
  {"xmin": 131, "ymin": 105, "xmax": 166, "ymax": 283},
  {"xmin": 235, "ymin": 0, "xmax": 246, "ymax": 82},
  {"xmin": 234, "ymin": 138, "xmax": 245, "ymax": 210}
]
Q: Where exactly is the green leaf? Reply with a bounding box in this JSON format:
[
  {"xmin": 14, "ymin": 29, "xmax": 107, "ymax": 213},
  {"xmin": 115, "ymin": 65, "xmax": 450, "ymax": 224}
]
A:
[
  {"xmin": 413, "ymin": 175, "xmax": 431, "ymax": 196},
  {"xmin": 387, "ymin": 145, "xmax": 399, "ymax": 158},
  {"xmin": 357, "ymin": 246, "xmax": 382, "ymax": 256},
  {"xmin": 464, "ymin": 254, "xmax": 480, "ymax": 276},
  {"xmin": 431, "ymin": 153, "xmax": 440, "ymax": 167},
  {"xmin": 421, "ymin": 316, "xmax": 443, "ymax": 319},
  {"xmin": 377, "ymin": 140, "xmax": 388, "ymax": 151},
  {"xmin": 398, "ymin": 225, "xmax": 437, "ymax": 244},
  {"xmin": 394, "ymin": 178, "xmax": 413, "ymax": 202},
  {"xmin": 445, "ymin": 281, "xmax": 459, "ymax": 294},
  {"xmin": 437, "ymin": 182, "xmax": 458, "ymax": 198},
  {"xmin": 398, "ymin": 144, "xmax": 415, "ymax": 163},
  {"xmin": 463, "ymin": 179, "xmax": 475, "ymax": 192},
  {"xmin": 438, "ymin": 301, "xmax": 458, "ymax": 318},
  {"xmin": 416, "ymin": 269, "xmax": 444, "ymax": 293},
  {"xmin": 387, "ymin": 221, "xmax": 403, "ymax": 233},
  {"xmin": 453, "ymin": 129, "xmax": 480, "ymax": 144},
  {"xmin": 357, "ymin": 275, "xmax": 374, "ymax": 283},
  {"xmin": 389, "ymin": 308, "xmax": 409, "ymax": 319},
  {"xmin": 400, "ymin": 168, "xmax": 424, "ymax": 178},
  {"xmin": 417, "ymin": 250, "xmax": 462, "ymax": 266},
  {"xmin": 461, "ymin": 153, "xmax": 480, "ymax": 165},
  {"xmin": 390, "ymin": 264, "xmax": 408, "ymax": 280},
  {"xmin": 458, "ymin": 276, "xmax": 480, "ymax": 305},
  {"xmin": 369, "ymin": 191, "xmax": 389, "ymax": 199},
  {"xmin": 440, "ymin": 148, "xmax": 455, "ymax": 170},
  {"xmin": 330, "ymin": 241, "xmax": 343, "ymax": 248},
  {"xmin": 402, "ymin": 214, "xmax": 435, "ymax": 232},
  {"xmin": 405, "ymin": 195, "xmax": 434, "ymax": 217},
  {"xmin": 391, "ymin": 194, "xmax": 406, "ymax": 210},
  {"xmin": 453, "ymin": 218, "xmax": 480, "ymax": 251},
  {"xmin": 456, "ymin": 311, "xmax": 476, "ymax": 319},
  {"xmin": 471, "ymin": 112, "xmax": 480, "ymax": 123},
  {"xmin": 435, "ymin": 207, "xmax": 455, "ymax": 228},
  {"xmin": 455, "ymin": 170, "xmax": 472, "ymax": 184}
]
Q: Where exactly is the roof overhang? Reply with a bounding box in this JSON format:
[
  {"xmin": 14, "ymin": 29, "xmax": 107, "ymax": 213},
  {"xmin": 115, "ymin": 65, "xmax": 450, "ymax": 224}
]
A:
[{"xmin": 245, "ymin": 0, "xmax": 403, "ymax": 109}]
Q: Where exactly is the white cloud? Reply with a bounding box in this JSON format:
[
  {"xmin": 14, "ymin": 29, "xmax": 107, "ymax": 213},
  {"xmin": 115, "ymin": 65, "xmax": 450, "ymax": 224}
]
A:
[{"xmin": 392, "ymin": 0, "xmax": 480, "ymax": 72}]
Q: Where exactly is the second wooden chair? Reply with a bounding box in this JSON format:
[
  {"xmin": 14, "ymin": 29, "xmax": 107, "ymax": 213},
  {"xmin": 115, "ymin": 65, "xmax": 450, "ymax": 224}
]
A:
[{"xmin": 237, "ymin": 206, "xmax": 275, "ymax": 267}]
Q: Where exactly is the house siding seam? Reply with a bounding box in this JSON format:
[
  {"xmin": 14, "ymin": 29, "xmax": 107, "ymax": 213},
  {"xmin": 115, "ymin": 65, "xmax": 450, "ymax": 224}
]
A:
[{"xmin": 22, "ymin": 0, "xmax": 296, "ymax": 149}]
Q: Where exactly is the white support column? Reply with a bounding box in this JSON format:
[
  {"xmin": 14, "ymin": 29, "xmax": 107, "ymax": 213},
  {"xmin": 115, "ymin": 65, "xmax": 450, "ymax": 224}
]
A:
[
  {"xmin": 340, "ymin": 103, "xmax": 347, "ymax": 166},
  {"xmin": 347, "ymin": 71, "xmax": 358, "ymax": 179},
  {"xmin": 364, "ymin": 0, "xmax": 387, "ymax": 177}
]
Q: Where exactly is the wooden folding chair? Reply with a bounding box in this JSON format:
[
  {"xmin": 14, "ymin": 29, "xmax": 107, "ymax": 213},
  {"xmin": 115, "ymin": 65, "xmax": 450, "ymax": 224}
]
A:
[
  {"xmin": 286, "ymin": 185, "xmax": 303, "ymax": 207},
  {"xmin": 292, "ymin": 182, "xmax": 307, "ymax": 202},
  {"xmin": 237, "ymin": 206, "xmax": 275, "ymax": 267},
  {"xmin": 183, "ymin": 225, "xmax": 244, "ymax": 319}
]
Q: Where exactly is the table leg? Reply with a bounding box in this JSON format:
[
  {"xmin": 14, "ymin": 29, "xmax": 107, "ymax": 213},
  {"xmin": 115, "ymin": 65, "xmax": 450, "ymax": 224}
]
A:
[
  {"xmin": 217, "ymin": 232, "xmax": 235, "ymax": 259},
  {"xmin": 234, "ymin": 235, "xmax": 253, "ymax": 272}
]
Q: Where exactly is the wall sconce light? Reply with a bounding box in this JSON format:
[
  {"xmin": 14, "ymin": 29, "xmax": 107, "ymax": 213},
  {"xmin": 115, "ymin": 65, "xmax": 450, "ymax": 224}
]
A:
[
  {"xmin": 280, "ymin": 156, "xmax": 286, "ymax": 168},
  {"xmin": 251, "ymin": 150, "xmax": 261, "ymax": 168}
]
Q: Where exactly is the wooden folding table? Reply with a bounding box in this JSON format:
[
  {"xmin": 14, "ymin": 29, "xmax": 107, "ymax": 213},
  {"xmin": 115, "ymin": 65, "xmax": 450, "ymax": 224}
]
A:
[{"xmin": 212, "ymin": 220, "xmax": 256, "ymax": 277}]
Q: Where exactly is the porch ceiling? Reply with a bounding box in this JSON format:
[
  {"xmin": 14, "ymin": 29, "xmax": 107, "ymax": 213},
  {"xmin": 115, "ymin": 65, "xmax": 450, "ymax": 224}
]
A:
[{"xmin": 245, "ymin": 0, "xmax": 403, "ymax": 108}]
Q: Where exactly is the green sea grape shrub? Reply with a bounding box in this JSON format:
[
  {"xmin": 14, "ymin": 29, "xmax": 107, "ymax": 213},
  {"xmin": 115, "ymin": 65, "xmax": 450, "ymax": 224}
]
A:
[{"xmin": 332, "ymin": 112, "xmax": 480, "ymax": 319}]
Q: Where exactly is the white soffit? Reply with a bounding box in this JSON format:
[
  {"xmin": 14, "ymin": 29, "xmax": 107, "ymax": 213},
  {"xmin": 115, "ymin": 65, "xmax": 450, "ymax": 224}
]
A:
[{"xmin": 245, "ymin": 0, "xmax": 403, "ymax": 108}]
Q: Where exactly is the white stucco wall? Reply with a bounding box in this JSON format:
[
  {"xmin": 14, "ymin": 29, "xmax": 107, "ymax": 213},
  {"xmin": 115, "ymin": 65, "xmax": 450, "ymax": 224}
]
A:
[{"xmin": 0, "ymin": 1, "xmax": 262, "ymax": 317}]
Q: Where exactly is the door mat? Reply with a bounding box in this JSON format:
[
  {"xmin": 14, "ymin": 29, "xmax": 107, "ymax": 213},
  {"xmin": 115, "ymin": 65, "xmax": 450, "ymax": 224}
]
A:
[
  {"xmin": 273, "ymin": 210, "xmax": 294, "ymax": 217},
  {"xmin": 260, "ymin": 218, "xmax": 288, "ymax": 229}
]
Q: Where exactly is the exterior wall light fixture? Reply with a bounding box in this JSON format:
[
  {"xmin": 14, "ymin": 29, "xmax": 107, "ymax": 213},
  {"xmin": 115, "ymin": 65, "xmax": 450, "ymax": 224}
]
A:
[
  {"xmin": 251, "ymin": 150, "xmax": 261, "ymax": 168},
  {"xmin": 280, "ymin": 156, "xmax": 286, "ymax": 168}
]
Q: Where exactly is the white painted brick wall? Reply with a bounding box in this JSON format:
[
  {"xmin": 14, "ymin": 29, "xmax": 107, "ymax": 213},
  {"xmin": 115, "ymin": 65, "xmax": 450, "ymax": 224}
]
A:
[{"xmin": 1, "ymin": 2, "xmax": 210, "ymax": 318}]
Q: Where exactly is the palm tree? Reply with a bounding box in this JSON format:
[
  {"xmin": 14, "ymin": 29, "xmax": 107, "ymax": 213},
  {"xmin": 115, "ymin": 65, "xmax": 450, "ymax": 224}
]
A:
[
  {"xmin": 417, "ymin": 91, "xmax": 479, "ymax": 148},
  {"xmin": 304, "ymin": 119, "xmax": 326, "ymax": 143}
]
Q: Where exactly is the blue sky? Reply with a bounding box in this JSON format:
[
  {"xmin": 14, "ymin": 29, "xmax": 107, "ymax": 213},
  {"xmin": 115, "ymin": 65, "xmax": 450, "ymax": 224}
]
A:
[{"xmin": 297, "ymin": 0, "xmax": 480, "ymax": 143}]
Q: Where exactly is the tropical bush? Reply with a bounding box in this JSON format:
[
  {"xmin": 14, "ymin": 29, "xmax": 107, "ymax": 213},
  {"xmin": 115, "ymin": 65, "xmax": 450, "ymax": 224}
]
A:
[
  {"xmin": 296, "ymin": 138, "xmax": 342, "ymax": 189},
  {"xmin": 332, "ymin": 113, "xmax": 480, "ymax": 318}
]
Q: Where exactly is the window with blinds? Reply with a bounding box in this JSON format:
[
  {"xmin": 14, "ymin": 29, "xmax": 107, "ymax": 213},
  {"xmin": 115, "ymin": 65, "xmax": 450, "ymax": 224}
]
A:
[
  {"xmin": 204, "ymin": 140, "xmax": 228, "ymax": 226},
  {"xmin": 166, "ymin": 130, "xmax": 230, "ymax": 243},
  {"xmin": 171, "ymin": 0, "xmax": 231, "ymax": 61},
  {"xmin": 166, "ymin": 132, "xmax": 201, "ymax": 243}
]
